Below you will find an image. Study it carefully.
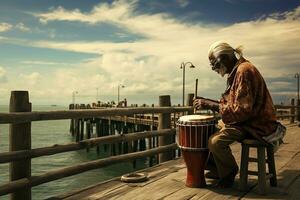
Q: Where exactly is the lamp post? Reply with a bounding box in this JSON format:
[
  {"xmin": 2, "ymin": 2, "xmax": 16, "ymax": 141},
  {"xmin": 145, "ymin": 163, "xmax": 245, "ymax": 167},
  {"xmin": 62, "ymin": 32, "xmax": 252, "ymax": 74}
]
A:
[
  {"xmin": 295, "ymin": 73, "xmax": 299, "ymax": 102},
  {"xmin": 118, "ymin": 84, "xmax": 125, "ymax": 104},
  {"xmin": 72, "ymin": 91, "xmax": 78, "ymax": 105},
  {"xmin": 295, "ymin": 73, "xmax": 299, "ymax": 121},
  {"xmin": 180, "ymin": 62, "xmax": 195, "ymax": 106}
]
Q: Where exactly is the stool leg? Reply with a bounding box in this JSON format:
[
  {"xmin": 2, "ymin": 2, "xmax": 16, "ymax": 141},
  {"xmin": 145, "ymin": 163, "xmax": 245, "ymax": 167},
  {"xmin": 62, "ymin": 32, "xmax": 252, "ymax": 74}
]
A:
[
  {"xmin": 267, "ymin": 146, "xmax": 277, "ymax": 187},
  {"xmin": 240, "ymin": 144, "xmax": 249, "ymax": 191},
  {"xmin": 257, "ymin": 147, "xmax": 267, "ymax": 195}
]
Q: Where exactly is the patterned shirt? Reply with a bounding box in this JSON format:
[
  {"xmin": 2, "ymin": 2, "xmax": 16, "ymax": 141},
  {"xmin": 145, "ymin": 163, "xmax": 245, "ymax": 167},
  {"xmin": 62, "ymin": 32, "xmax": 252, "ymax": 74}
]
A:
[{"xmin": 220, "ymin": 58, "xmax": 278, "ymax": 140}]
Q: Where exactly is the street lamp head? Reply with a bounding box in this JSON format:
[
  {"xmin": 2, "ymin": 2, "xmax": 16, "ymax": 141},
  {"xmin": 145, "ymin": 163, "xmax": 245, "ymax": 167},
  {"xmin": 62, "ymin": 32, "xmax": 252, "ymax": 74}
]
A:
[
  {"xmin": 180, "ymin": 62, "xmax": 196, "ymax": 69},
  {"xmin": 180, "ymin": 61, "xmax": 196, "ymax": 106}
]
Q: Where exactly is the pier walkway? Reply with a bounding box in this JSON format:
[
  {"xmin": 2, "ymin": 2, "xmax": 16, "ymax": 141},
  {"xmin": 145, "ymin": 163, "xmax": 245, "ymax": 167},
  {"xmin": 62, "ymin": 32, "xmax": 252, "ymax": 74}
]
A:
[{"xmin": 51, "ymin": 122, "xmax": 300, "ymax": 200}]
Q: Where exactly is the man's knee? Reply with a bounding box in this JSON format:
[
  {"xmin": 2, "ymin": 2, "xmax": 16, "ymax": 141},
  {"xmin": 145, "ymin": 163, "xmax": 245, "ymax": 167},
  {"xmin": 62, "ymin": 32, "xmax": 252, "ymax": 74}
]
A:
[{"xmin": 208, "ymin": 133, "xmax": 222, "ymax": 153}]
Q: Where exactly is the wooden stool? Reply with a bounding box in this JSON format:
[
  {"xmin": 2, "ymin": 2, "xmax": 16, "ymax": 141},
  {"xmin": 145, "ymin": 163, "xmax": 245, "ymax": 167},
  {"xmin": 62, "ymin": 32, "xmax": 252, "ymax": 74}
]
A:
[{"xmin": 239, "ymin": 139, "xmax": 277, "ymax": 195}]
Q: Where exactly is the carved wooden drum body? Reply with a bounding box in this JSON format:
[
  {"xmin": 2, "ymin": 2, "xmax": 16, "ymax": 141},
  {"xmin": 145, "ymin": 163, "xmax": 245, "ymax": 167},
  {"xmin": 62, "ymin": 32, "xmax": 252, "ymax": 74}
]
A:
[{"xmin": 177, "ymin": 115, "xmax": 216, "ymax": 187}]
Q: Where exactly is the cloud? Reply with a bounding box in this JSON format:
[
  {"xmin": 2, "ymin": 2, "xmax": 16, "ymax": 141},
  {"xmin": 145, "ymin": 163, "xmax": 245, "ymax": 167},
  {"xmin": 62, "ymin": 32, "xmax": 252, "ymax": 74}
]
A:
[
  {"xmin": 0, "ymin": 66, "xmax": 8, "ymax": 83},
  {"xmin": 0, "ymin": 22, "xmax": 30, "ymax": 33},
  {"xmin": 34, "ymin": 0, "xmax": 137, "ymax": 25},
  {"xmin": 1, "ymin": 1, "xmax": 299, "ymax": 104},
  {"xmin": 32, "ymin": 2, "xmax": 300, "ymax": 64},
  {"xmin": 268, "ymin": 6, "xmax": 300, "ymax": 21},
  {"xmin": 31, "ymin": 2, "xmax": 300, "ymax": 75},
  {"xmin": 20, "ymin": 72, "xmax": 41, "ymax": 86},
  {"xmin": 21, "ymin": 60, "xmax": 71, "ymax": 65},
  {"xmin": 0, "ymin": 22, "xmax": 13, "ymax": 32},
  {"xmin": 177, "ymin": 0, "xmax": 189, "ymax": 8},
  {"xmin": 15, "ymin": 22, "xmax": 31, "ymax": 32}
]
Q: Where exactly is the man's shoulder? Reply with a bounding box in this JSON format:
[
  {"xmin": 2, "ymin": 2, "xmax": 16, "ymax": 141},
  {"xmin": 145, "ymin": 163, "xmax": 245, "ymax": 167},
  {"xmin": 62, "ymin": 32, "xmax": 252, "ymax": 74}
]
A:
[{"xmin": 237, "ymin": 60, "xmax": 259, "ymax": 75}]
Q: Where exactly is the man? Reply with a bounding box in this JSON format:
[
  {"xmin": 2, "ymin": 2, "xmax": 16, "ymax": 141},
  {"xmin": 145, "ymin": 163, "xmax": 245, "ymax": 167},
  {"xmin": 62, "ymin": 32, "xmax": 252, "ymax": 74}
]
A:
[{"xmin": 193, "ymin": 41, "xmax": 279, "ymax": 188}]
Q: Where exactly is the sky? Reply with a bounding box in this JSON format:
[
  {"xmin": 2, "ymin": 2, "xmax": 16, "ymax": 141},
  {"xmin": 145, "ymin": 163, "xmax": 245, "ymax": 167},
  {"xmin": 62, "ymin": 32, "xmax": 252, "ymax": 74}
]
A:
[{"xmin": 0, "ymin": 0, "xmax": 299, "ymax": 106}]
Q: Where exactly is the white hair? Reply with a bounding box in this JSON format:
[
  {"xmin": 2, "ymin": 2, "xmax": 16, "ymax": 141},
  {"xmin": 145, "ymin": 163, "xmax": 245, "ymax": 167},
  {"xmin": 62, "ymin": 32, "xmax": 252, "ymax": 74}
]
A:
[{"xmin": 208, "ymin": 41, "xmax": 243, "ymax": 59}]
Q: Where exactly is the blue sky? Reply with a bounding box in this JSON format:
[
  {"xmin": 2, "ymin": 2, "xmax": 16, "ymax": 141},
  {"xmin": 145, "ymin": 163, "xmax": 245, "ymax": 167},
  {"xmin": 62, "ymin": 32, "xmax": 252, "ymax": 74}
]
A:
[{"xmin": 0, "ymin": 0, "xmax": 299, "ymax": 105}]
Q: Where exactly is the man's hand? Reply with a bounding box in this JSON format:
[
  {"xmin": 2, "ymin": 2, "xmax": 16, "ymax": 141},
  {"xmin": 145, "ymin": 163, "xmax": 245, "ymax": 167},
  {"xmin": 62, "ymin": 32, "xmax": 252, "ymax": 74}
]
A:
[{"xmin": 193, "ymin": 97, "xmax": 219, "ymax": 111}]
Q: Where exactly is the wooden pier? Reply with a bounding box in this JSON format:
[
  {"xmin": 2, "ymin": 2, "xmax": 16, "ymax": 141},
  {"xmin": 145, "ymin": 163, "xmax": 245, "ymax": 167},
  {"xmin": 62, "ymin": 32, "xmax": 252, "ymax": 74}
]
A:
[
  {"xmin": 0, "ymin": 91, "xmax": 299, "ymax": 200},
  {"xmin": 51, "ymin": 122, "xmax": 300, "ymax": 200}
]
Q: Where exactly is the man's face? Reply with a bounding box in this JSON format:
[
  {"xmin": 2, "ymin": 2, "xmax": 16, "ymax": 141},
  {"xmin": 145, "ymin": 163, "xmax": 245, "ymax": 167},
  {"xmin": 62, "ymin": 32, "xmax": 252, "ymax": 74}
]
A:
[{"xmin": 209, "ymin": 56, "xmax": 227, "ymax": 77}]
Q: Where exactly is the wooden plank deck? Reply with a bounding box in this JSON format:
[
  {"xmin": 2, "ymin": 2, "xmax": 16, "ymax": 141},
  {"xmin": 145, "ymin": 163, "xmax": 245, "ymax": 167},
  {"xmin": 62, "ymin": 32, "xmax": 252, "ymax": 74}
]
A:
[{"xmin": 50, "ymin": 122, "xmax": 300, "ymax": 200}]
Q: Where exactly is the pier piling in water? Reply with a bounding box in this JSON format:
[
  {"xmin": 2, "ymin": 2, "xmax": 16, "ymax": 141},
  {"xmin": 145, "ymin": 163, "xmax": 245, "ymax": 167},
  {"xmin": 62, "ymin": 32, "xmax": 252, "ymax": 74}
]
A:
[
  {"xmin": 69, "ymin": 104, "xmax": 75, "ymax": 136},
  {"xmin": 95, "ymin": 119, "xmax": 101, "ymax": 155},
  {"xmin": 86, "ymin": 119, "xmax": 92, "ymax": 152}
]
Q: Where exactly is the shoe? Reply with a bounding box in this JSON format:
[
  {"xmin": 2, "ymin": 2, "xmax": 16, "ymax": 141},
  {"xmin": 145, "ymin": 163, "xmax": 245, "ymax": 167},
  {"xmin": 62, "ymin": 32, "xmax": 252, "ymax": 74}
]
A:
[
  {"xmin": 214, "ymin": 167, "xmax": 238, "ymax": 188},
  {"xmin": 205, "ymin": 170, "xmax": 219, "ymax": 179},
  {"xmin": 214, "ymin": 177, "xmax": 234, "ymax": 188}
]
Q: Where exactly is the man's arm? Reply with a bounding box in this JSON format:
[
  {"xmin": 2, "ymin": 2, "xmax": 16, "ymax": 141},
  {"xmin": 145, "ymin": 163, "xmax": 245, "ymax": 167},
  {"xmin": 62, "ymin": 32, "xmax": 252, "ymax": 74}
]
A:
[
  {"xmin": 220, "ymin": 66, "xmax": 256, "ymax": 124},
  {"xmin": 193, "ymin": 97, "xmax": 220, "ymax": 112}
]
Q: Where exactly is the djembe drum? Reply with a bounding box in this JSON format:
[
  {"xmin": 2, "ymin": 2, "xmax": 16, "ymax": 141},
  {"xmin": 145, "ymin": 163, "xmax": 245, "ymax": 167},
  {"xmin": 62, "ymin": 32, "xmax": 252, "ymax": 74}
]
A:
[{"xmin": 176, "ymin": 115, "xmax": 216, "ymax": 188}]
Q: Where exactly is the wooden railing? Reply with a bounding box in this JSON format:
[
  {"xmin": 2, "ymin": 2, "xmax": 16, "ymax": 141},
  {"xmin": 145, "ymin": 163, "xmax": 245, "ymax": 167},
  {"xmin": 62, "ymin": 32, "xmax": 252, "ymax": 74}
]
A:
[
  {"xmin": 0, "ymin": 91, "xmax": 193, "ymax": 200},
  {"xmin": 1, "ymin": 91, "xmax": 298, "ymax": 200},
  {"xmin": 275, "ymin": 98, "xmax": 300, "ymax": 123}
]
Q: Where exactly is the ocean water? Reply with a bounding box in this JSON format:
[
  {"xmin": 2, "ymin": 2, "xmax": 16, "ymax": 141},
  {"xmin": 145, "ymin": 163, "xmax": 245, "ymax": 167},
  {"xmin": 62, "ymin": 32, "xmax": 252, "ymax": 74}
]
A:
[{"xmin": 0, "ymin": 105, "xmax": 148, "ymax": 199}]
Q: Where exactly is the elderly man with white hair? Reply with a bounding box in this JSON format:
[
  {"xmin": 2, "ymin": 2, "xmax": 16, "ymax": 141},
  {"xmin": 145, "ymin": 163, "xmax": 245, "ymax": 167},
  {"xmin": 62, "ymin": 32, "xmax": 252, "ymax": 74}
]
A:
[{"xmin": 193, "ymin": 41, "xmax": 280, "ymax": 188}]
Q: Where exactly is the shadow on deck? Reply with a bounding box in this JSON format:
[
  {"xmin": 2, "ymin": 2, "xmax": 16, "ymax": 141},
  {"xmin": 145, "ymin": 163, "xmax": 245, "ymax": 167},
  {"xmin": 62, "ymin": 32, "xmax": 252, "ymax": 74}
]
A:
[{"xmin": 50, "ymin": 123, "xmax": 300, "ymax": 200}]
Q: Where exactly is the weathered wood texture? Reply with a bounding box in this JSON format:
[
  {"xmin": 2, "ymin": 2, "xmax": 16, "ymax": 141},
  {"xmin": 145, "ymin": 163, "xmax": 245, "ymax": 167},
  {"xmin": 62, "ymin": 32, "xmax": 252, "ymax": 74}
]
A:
[
  {"xmin": 0, "ymin": 107, "xmax": 193, "ymax": 124},
  {"xmin": 0, "ymin": 129, "xmax": 175, "ymax": 163},
  {"xmin": 158, "ymin": 95, "xmax": 173, "ymax": 163},
  {"xmin": 9, "ymin": 91, "xmax": 32, "ymax": 200},
  {"xmin": 53, "ymin": 122, "xmax": 300, "ymax": 200},
  {"xmin": 0, "ymin": 144, "xmax": 178, "ymax": 196}
]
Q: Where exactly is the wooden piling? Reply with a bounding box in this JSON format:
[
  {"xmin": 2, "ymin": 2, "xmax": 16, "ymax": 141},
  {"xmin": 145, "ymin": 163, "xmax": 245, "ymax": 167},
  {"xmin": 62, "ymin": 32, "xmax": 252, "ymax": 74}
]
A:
[
  {"xmin": 127, "ymin": 123, "xmax": 133, "ymax": 155},
  {"xmin": 103, "ymin": 119, "xmax": 109, "ymax": 152},
  {"xmin": 80, "ymin": 119, "xmax": 84, "ymax": 141},
  {"xmin": 86, "ymin": 120, "xmax": 91, "ymax": 152},
  {"xmin": 9, "ymin": 91, "xmax": 31, "ymax": 200},
  {"xmin": 95, "ymin": 119, "xmax": 101, "ymax": 155},
  {"xmin": 148, "ymin": 104, "xmax": 154, "ymax": 167},
  {"xmin": 152, "ymin": 125, "xmax": 158, "ymax": 165},
  {"xmin": 69, "ymin": 104, "xmax": 75, "ymax": 136},
  {"xmin": 187, "ymin": 93, "xmax": 194, "ymax": 115},
  {"xmin": 79, "ymin": 104, "xmax": 85, "ymax": 141},
  {"xmin": 122, "ymin": 123, "xmax": 129, "ymax": 154},
  {"xmin": 158, "ymin": 95, "xmax": 173, "ymax": 163},
  {"xmin": 133, "ymin": 124, "xmax": 138, "ymax": 168},
  {"xmin": 290, "ymin": 99, "xmax": 295, "ymax": 123},
  {"xmin": 75, "ymin": 119, "xmax": 80, "ymax": 142},
  {"xmin": 111, "ymin": 121, "xmax": 116, "ymax": 156},
  {"xmin": 116, "ymin": 122, "xmax": 122, "ymax": 155}
]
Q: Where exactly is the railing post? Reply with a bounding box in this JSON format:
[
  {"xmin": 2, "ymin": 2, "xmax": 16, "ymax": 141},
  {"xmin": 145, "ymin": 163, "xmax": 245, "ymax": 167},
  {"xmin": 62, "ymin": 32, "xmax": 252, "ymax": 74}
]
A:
[
  {"xmin": 290, "ymin": 98, "xmax": 295, "ymax": 123},
  {"xmin": 158, "ymin": 95, "xmax": 173, "ymax": 163},
  {"xmin": 9, "ymin": 91, "xmax": 31, "ymax": 200},
  {"xmin": 187, "ymin": 93, "xmax": 194, "ymax": 115}
]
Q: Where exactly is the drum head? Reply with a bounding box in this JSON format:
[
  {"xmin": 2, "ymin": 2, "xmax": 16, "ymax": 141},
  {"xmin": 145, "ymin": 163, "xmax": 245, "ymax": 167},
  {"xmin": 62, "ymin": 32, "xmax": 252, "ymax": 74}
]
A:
[{"xmin": 177, "ymin": 115, "xmax": 215, "ymax": 125}]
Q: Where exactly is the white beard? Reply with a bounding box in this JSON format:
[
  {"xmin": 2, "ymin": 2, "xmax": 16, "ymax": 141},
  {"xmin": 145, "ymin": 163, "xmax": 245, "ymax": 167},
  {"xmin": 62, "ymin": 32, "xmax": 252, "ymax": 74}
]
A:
[{"xmin": 218, "ymin": 64, "xmax": 227, "ymax": 77}]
